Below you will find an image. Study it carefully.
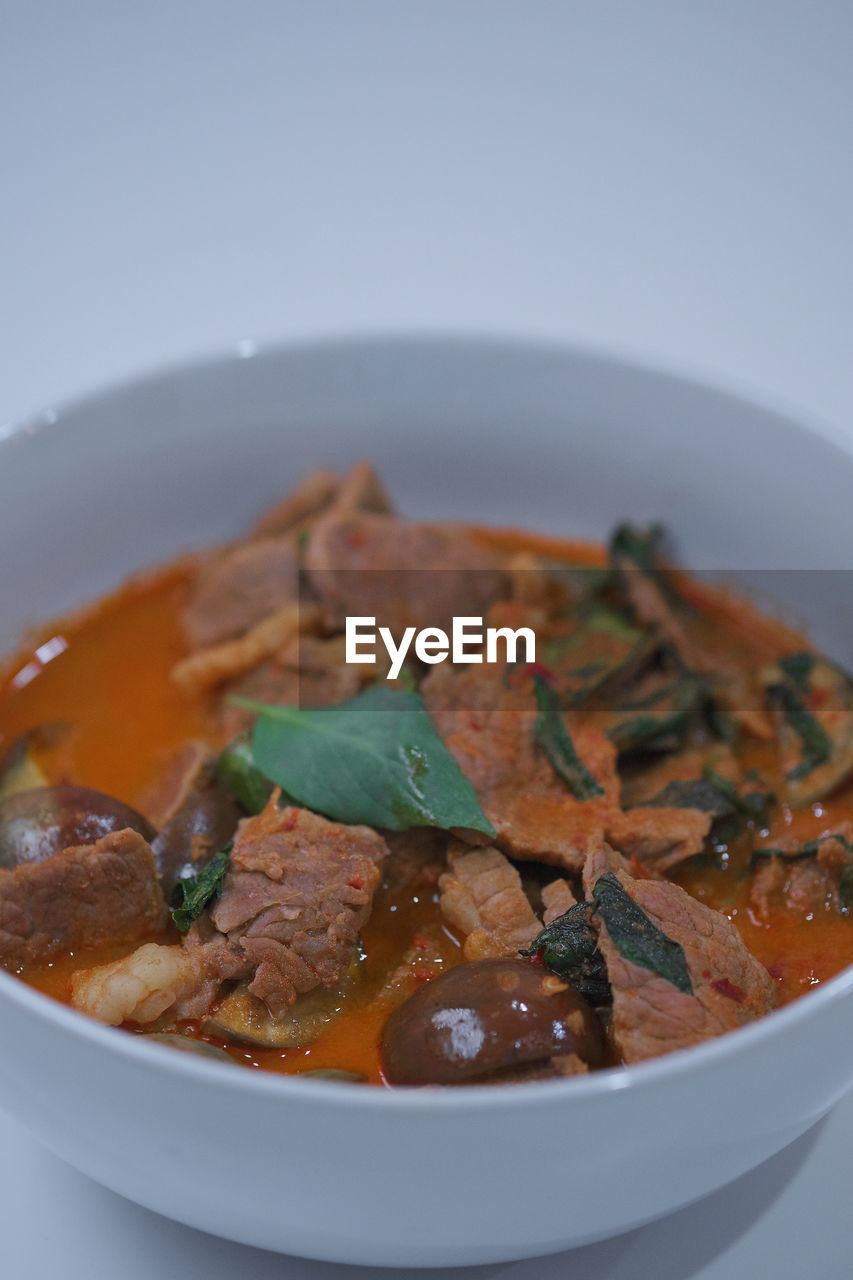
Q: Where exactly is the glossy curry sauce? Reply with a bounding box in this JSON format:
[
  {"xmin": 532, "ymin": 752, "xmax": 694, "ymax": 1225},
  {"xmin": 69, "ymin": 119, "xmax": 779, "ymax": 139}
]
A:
[{"xmin": 3, "ymin": 533, "xmax": 853, "ymax": 1082}]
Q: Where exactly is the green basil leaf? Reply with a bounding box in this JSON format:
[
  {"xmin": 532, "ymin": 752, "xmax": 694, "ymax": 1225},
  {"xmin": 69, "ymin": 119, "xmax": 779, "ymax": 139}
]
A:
[
  {"xmin": 605, "ymin": 672, "xmax": 708, "ymax": 755},
  {"xmin": 520, "ymin": 902, "xmax": 611, "ymax": 1006},
  {"xmin": 607, "ymin": 523, "xmax": 685, "ymax": 612},
  {"xmin": 636, "ymin": 776, "xmax": 735, "ymax": 814},
  {"xmin": 750, "ymin": 832, "xmax": 853, "ymax": 868},
  {"xmin": 838, "ymin": 864, "xmax": 853, "ymax": 912},
  {"xmin": 637, "ymin": 770, "xmax": 774, "ymax": 848},
  {"xmin": 172, "ymin": 845, "xmax": 231, "ymax": 932},
  {"xmin": 777, "ymin": 652, "xmax": 817, "ymax": 693},
  {"xmin": 231, "ymin": 686, "xmax": 495, "ymax": 836},
  {"xmin": 766, "ymin": 680, "xmax": 833, "ymax": 782},
  {"xmin": 748, "ymin": 846, "xmax": 815, "ymax": 867},
  {"xmin": 592, "ymin": 872, "xmax": 693, "ymax": 994},
  {"xmin": 532, "ymin": 674, "xmax": 604, "ymax": 801}
]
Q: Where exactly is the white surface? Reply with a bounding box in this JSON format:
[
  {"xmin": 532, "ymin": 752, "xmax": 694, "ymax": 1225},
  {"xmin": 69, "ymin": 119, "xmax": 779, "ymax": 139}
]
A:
[{"xmin": 0, "ymin": 3, "xmax": 851, "ymax": 1277}]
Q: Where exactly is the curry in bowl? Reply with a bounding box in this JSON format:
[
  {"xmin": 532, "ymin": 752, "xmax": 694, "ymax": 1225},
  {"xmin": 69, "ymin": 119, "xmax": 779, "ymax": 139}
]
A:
[{"xmin": 1, "ymin": 462, "xmax": 851, "ymax": 1085}]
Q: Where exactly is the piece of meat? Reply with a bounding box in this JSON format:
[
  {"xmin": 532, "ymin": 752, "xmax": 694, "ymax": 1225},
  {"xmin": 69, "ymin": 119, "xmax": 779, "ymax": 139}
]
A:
[
  {"xmin": 582, "ymin": 843, "xmax": 775, "ymax": 1063},
  {"xmin": 206, "ymin": 802, "xmax": 386, "ymax": 1012},
  {"xmin": 504, "ymin": 551, "xmax": 554, "ymax": 610},
  {"xmin": 182, "ymin": 536, "xmax": 299, "ymax": 650},
  {"xmin": 172, "ymin": 602, "xmax": 321, "ymax": 695},
  {"xmin": 220, "ymin": 633, "xmax": 365, "ymax": 736},
  {"xmin": 541, "ymin": 877, "xmax": 577, "ymax": 924},
  {"xmin": 142, "ymin": 741, "xmax": 212, "ymax": 829},
  {"xmin": 550, "ymin": 1053, "xmax": 589, "ymax": 1077},
  {"xmin": 141, "ymin": 741, "xmax": 242, "ymax": 896},
  {"xmin": 250, "ymin": 468, "xmax": 343, "ymax": 538},
  {"xmin": 305, "ymin": 506, "xmax": 504, "ymax": 636},
  {"xmin": 439, "ymin": 842, "xmax": 540, "ymax": 960},
  {"xmin": 208, "ymin": 802, "xmax": 388, "ymax": 1016},
  {"xmin": 815, "ymin": 827, "xmax": 853, "ymax": 871},
  {"xmin": 607, "ymin": 805, "xmax": 714, "ymax": 874},
  {"xmin": 0, "ymin": 829, "xmax": 168, "ymax": 971},
  {"xmin": 178, "ymin": 463, "xmax": 393, "ymax": 691},
  {"xmin": 749, "ymin": 854, "xmax": 839, "ymax": 920},
  {"xmin": 423, "ymin": 663, "xmax": 621, "ymax": 871},
  {"xmin": 749, "ymin": 824, "xmax": 853, "ymax": 920},
  {"xmin": 380, "ymin": 827, "xmax": 447, "ymax": 897},
  {"xmin": 329, "ymin": 460, "xmax": 394, "ymax": 516}
]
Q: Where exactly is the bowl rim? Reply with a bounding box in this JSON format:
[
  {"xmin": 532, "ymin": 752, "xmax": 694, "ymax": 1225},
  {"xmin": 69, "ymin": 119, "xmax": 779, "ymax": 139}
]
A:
[
  {"xmin": 2, "ymin": 329, "xmax": 853, "ymax": 1112},
  {"xmin": 4, "ymin": 951, "xmax": 853, "ymax": 1111},
  {"xmin": 4, "ymin": 327, "xmax": 853, "ymax": 464}
]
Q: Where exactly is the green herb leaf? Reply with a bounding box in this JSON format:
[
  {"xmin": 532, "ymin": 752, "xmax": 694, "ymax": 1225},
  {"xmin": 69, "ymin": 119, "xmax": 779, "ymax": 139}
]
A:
[
  {"xmin": 766, "ymin": 680, "xmax": 833, "ymax": 781},
  {"xmin": 592, "ymin": 872, "xmax": 693, "ymax": 994},
  {"xmin": 749, "ymin": 833, "xmax": 853, "ymax": 914},
  {"xmin": 230, "ymin": 686, "xmax": 494, "ymax": 835},
  {"xmin": 532, "ymin": 674, "xmax": 604, "ymax": 801},
  {"xmin": 637, "ymin": 769, "xmax": 774, "ymax": 848},
  {"xmin": 637, "ymin": 776, "xmax": 735, "ymax": 814},
  {"xmin": 777, "ymin": 652, "xmax": 817, "ymax": 693},
  {"xmin": 608, "ymin": 523, "xmax": 668, "ymax": 577},
  {"xmin": 839, "ymin": 865, "xmax": 853, "ymax": 912},
  {"xmin": 607, "ymin": 523, "xmax": 684, "ymax": 612},
  {"xmin": 217, "ymin": 733, "xmax": 276, "ymax": 814},
  {"xmin": 750, "ymin": 832, "xmax": 853, "ymax": 867},
  {"xmin": 520, "ymin": 902, "xmax": 611, "ymax": 1006},
  {"xmin": 605, "ymin": 671, "xmax": 708, "ymax": 755},
  {"xmin": 172, "ymin": 845, "xmax": 231, "ymax": 932},
  {"xmin": 764, "ymin": 654, "xmax": 853, "ymax": 805},
  {"xmin": 749, "ymin": 846, "xmax": 815, "ymax": 867}
]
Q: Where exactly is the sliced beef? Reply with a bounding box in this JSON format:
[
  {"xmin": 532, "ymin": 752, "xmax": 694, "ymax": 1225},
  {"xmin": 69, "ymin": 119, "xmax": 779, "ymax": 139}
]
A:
[
  {"xmin": 607, "ymin": 805, "xmax": 713, "ymax": 874},
  {"xmin": 143, "ymin": 741, "xmax": 241, "ymax": 895},
  {"xmin": 182, "ymin": 536, "xmax": 299, "ymax": 650},
  {"xmin": 423, "ymin": 663, "xmax": 620, "ymax": 871},
  {"xmin": 0, "ymin": 829, "xmax": 168, "ymax": 971},
  {"xmin": 250, "ymin": 461, "xmax": 391, "ymax": 541},
  {"xmin": 305, "ymin": 509, "xmax": 504, "ymax": 636},
  {"xmin": 749, "ymin": 856, "xmax": 839, "ymax": 920},
  {"xmin": 582, "ymin": 843, "xmax": 775, "ymax": 1063},
  {"xmin": 748, "ymin": 830, "xmax": 853, "ymax": 920},
  {"xmin": 209, "ymin": 802, "xmax": 387, "ymax": 1016},
  {"xmin": 541, "ymin": 877, "xmax": 577, "ymax": 923},
  {"xmin": 425, "ymin": 659, "xmax": 719, "ymax": 877},
  {"xmin": 250, "ymin": 468, "xmax": 342, "ymax": 538},
  {"xmin": 439, "ymin": 842, "xmax": 540, "ymax": 960},
  {"xmin": 327, "ymin": 460, "xmax": 394, "ymax": 516},
  {"xmin": 220, "ymin": 634, "xmax": 364, "ymax": 735},
  {"xmin": 172, "ymin": 602, "xmax": 319, "ymax": 695},
  {"xmin": 380, "ymin": 827, "xmax": 447, "ymax": 897},
  {"xmin": 179, "ymin": 463, "xmax": 393, "ymax": 675}
]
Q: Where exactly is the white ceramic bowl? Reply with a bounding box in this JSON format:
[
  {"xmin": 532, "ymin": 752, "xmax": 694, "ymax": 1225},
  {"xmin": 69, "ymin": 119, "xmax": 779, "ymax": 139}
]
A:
[{"xmin": 0, "ymin": 337, "xmax": 852, "ymax": 1267}]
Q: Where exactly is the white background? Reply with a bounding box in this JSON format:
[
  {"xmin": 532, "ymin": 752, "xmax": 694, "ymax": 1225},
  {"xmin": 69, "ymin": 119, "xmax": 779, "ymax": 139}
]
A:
[{"xmin": 1, "ymin": 3, "xmax": 852, "ymax": 1277}]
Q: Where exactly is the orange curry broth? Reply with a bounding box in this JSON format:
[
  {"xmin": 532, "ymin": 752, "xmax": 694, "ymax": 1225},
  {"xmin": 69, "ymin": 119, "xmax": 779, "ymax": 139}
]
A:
[{"xmin": 4, "ymin": 528, "xmax": 853, "ymax": 1079}]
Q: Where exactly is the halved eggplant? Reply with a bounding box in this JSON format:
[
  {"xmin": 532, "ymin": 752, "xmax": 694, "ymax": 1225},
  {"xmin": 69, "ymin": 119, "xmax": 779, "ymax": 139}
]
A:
[{"xmin": 203, "ymin": 951, "xmax": 363, "ymax": 1048}]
